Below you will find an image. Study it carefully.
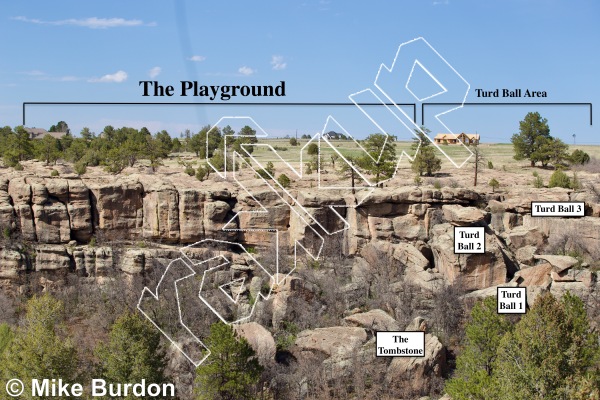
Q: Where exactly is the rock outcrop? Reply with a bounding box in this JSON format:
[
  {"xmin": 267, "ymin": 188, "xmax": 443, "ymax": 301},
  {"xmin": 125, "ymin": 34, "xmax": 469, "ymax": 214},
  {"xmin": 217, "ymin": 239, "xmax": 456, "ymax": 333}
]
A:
[{"xmin": 0, "ymin": 174, "xmax": 597, "ymax": 315}]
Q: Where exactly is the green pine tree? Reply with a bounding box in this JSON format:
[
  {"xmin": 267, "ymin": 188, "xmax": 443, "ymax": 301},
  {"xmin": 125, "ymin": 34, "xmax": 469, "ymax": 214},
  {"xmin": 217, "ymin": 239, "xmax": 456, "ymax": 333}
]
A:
[
  {"xmin": 0, "ymin": 294, "xmax": 78, "ymax": 400},
  {"xmin": 95, "ymin": 312, "xmax": 169, "ymax": 398},
  {"xmin": 445, "ymin": 297, "xmax": 512, "ymax": 400},
  {"xmin": 411, "ymin": 146, "xmax": 442, "ymax": 177},
  {"xmin": 511, "ymin": 111, "xmax": 551, "ymax": 167},
  {"xmin": 195, "ymin": 322, "xmax": 263, "ymax": 400},
  {"xmin": 357, "ymin": 133, "xmax": 397, "ymax": 185},
  {"xmin": 494, "ymin": 292, "xmax": 600, "ymax": 399}
]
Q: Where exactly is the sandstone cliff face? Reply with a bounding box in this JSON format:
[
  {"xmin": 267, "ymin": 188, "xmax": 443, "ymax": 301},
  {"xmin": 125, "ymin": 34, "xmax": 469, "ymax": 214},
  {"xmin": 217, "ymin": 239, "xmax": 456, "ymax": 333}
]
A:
[{"xmin": 0, "ymin": 173, "xmax": 598, "ymax": 305}]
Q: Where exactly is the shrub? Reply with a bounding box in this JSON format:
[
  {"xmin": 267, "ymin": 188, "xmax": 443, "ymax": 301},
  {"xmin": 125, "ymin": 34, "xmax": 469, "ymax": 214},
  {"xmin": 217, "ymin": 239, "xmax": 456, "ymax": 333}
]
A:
[
  {"xmin": 277, "ymin": 173, "xmax": 291, "ymax": 188},
  {"xmin": 414, "ymin": 175, "xmax": 422, "ymax": 186},
  {"xmin": 532, "ymin": 170, "xmax": 539, "ymax": 177},
  {"xmin": 487, "ymin": 160, "xmax": 494, "ymax": 169},
  {"xmin": 257, "ymin": 169, "xmax": 272, "ymax": 180},
  {"xmin": 289, "ymin": 138, "xmax": 298, "ymax": 146},
  {"xmin": 489, "ymin": 178, "xmax": 500, "ymax": 192},
  {"xmin": 50, "ymin": 169, "xmax": 59, "ymax": 177},
  {"xmin": 533, "ymin": 175, "xmax": 544, "ymax": 188},
  {"xmin": 74, "ymin": 161, "xmax": 87, "ymax": 175},
  {"xmin": 184, "ymin": 165, "xmax": 195, "ymax": 176},
  {"xmin": 433, "ymin": 180, "xmax": 442, "ymax": 189},
  {"xmin": 307, "ymin": 143, "xmax": 318, "ymax": 155},
  {"xmin": 265, "ymin": 161, "xmax": 275, "ymax": 175},
  {"xmin": 195, "ymin": 166, "xmax": 207, "ymax": 181},
  {"xmin": 571, "ymin": 149, "xmax": 590, "ymax": 165},
  {"xmin": 13, "ymin": 163, "xmax": 23, "ymax": 171},
  {"xmin": 548, "ymin": 169, "xmax": 571, "ymax": 188}
]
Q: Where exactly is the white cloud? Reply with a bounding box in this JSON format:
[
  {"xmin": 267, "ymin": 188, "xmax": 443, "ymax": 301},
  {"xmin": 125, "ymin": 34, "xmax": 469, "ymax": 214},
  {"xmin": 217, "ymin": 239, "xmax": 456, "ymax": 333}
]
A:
[
  {"xmin": 238, "ymin": 66, "xmax": 256, "ymax": 76},
  {"xmin": 12, "ymin": 16, "xmax": 156, "ymax": 29},
  {"xmin": 271, "ymin": 55, "xmax": 287, "ymax": 70},
  {"xmin": 148, "ymin": 67, "xmax": 161, "ymax": 78},
  {"xmin": 188, "ymin": 55, "xmax": 206, "ymax": 62},
  {"xmin": 432, "ymin": 0, "xmax": 449, "ymax": 5},
  {"xmin": 89, "ymin": 70, "xmax": 128, "ymax": 83}
]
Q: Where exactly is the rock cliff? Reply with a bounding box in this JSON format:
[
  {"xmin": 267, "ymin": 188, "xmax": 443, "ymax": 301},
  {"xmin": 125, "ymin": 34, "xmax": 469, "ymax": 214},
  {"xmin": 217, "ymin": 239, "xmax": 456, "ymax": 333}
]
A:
[{"xmin": 1, "ymin": 173, "xmax": 598, "ymax": 301}]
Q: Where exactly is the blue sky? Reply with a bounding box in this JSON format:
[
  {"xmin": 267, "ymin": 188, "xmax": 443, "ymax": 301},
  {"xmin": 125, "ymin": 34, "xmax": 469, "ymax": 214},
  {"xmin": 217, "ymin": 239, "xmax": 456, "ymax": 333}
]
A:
[{"xmin": 1, "ymin": 0, "xmax": 599, "ymax": 143}]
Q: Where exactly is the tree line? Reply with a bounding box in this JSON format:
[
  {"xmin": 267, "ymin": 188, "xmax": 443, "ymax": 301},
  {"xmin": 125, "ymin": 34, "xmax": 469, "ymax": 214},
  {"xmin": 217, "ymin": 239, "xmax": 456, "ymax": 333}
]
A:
[
  {"xmin": 0, "ymin": 293, "xmax": 263, "ymax": 400},
  {"xmin": 446, "ymin": 292, "xmax": 600, "ymax": 399},
  {"xmin": 0, "ymin": 123, "xmax": 261, "ymax": 177}
]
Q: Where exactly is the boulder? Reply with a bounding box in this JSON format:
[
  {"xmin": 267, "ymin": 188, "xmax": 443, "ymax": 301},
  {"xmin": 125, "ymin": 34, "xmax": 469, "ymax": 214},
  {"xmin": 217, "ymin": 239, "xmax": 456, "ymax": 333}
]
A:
[
  {"xmin": 293, "ymin": 326, "xmax": 368, "ymax": 360},
  {"xmin": 343, "ymin": 309, "xmax": 400, "ymax": 331},
  {"xmin": 534, "ymin": 254, "xmax": 579, "ymax": 273},
  {"xmin": 234, "ymin": 322, "xmax": 276, "ymax": 366},
  {"xmin": 505, "ymin": 226, "xmax": 546, "ymax": 249},
  {"xmin": 393, "ymin": 243, "xmax": 430, "ymax": 270},
  {"xmin": 385, "ymin": 334, "xmax": 446, "ymax": 394},
  {"xmin": 515, "ymin": 245, "xmax": 537, "ymax": 265},
  {"xmin": 514, "ymin": 263, "xmax": 552, "ymax": 287},
  {"xmin": 464, "ymin": 282, "xmax": 518, "ymax": 300},
  {"xmin": 429, "ymin": 224, "xmax": 509, "ymax": 291},
  {"xmin": 551, "ymin": 270, "xmax": 576, "ymax": 282},
  {"xmin": 442, "ymin": 204, "xmax": 485, "ymax": 226}
]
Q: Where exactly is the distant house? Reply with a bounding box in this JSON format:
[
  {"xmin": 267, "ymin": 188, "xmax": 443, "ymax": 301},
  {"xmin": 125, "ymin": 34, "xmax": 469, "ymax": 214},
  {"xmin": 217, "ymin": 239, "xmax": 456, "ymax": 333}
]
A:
[
  {"xmin": 24, "ymin": 127, "xmax": 66, "ymax": 140},
  {"xmin": 322, "ymin": 130, "xmax": 348, "ymax": 140},
  {"xmin": 434, "ymin": 132, "xmax": 480, "ymax": 145}
]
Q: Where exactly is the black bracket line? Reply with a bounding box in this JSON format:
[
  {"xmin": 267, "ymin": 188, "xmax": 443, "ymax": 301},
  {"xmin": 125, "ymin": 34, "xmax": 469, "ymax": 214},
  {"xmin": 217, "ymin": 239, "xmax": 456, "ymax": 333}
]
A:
[
  {"xmin": 22, "ymin": 102, "xmax": 418, "ymax": 127},
  {"xmin": 421, "ymin": 102, "xmax": 593, "ymax": 127}
]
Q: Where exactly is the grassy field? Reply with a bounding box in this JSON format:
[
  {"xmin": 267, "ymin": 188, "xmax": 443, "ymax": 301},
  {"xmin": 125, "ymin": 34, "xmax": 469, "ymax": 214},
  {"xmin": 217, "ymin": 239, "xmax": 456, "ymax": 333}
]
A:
[
  {"xmin": 247, "ymin": 138, "xmax": 600, "ymax": 171},
  {"xmin": 162, "ymin": 137, "xmax": 599, "ymax": 192}
]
